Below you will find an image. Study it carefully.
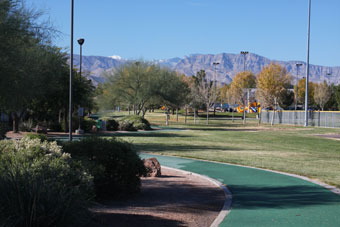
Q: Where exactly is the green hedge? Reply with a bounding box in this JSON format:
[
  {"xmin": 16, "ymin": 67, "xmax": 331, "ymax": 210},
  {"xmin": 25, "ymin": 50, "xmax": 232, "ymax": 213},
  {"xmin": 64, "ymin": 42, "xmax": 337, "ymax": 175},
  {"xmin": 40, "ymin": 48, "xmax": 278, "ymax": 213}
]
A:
[
  {"xmin": 0, "ymin": 122, "xmax": 10, "ymax": 140},
  {"xmin": 0, "ymin": 138, "xmax": 94, "ymax": 227},
  {"xmin": 119, "ymin": 115, "xmax": 151, "ymax": 131},
  {"xmin": 62, "ymin": 137, "xmax": 146, "ymax": 199},
  {"xmin": 23, "ymin": 132, "xmax": 48, "ymax": 142}
]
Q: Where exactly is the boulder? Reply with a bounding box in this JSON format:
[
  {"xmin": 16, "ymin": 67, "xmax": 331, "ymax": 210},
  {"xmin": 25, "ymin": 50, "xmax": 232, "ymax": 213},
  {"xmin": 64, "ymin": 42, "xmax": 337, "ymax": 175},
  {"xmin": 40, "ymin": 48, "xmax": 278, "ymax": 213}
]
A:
[{"xmin": 143, "ymin": 158, "xmax": 161, "ymax": 177}]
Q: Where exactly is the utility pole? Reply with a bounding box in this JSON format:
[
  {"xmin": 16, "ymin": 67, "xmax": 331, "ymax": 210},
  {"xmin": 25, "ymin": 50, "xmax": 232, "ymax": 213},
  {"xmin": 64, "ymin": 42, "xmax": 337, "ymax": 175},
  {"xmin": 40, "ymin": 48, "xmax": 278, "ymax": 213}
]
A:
[
  {"xmin": 304, "ymin": 0, "xmax": 311, "ymax": 127},
  {"xmin": 213, "ymin": 62, "xmax": 220, "ymax": 116},
  {"xmin": 69, "ymin": 0, "xmax": 74, "ymax": 141}
]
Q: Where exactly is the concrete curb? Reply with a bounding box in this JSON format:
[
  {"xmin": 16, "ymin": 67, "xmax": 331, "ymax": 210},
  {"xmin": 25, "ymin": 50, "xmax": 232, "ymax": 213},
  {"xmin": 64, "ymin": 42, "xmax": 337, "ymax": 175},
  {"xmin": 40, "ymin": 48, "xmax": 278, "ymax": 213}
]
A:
[{"xmin": 162, "ymin": 166, "xmax": 232, "ymax": 227}]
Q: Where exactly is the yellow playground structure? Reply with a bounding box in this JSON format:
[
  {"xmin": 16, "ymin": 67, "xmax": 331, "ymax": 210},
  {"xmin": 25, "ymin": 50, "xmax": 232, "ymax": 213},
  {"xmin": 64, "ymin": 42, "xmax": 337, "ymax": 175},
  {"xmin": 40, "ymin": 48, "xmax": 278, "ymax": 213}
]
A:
[{"xmin": 237, "ymin": 101, "xmax": 261, "ymax": 113}]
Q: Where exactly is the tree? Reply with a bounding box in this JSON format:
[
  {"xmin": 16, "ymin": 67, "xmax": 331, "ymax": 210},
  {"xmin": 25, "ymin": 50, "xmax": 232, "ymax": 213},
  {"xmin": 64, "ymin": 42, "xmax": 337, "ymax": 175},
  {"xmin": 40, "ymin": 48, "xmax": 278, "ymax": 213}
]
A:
[
  {"xmin": 229, "ymin": 71, "xmax": 256, "ymax": 124},
  {"xmin": 314, "ymin": 81, "xmax": 331, "ymax": 111},
  {"xmin": 256, "ymin": 63, "xmax": 291, "ymax": 125},
  {"xmin": 0, "ymin": 0, "xmax": 58, "ymax": 132},
  {"xmin": 191, "ymin": 70, "xmax": 216, "ymax": 125},
  {"xmin": 296, "ymin": 77, "xmax": 315, "ymax": 108}
]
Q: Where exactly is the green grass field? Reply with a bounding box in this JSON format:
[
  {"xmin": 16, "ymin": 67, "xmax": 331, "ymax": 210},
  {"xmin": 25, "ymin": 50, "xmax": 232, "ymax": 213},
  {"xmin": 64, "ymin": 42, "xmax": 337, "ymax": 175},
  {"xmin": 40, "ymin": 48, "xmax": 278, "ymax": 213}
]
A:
[{"xmin": 102, "ymin": 110, "xmax": 340, "ymax": 188}]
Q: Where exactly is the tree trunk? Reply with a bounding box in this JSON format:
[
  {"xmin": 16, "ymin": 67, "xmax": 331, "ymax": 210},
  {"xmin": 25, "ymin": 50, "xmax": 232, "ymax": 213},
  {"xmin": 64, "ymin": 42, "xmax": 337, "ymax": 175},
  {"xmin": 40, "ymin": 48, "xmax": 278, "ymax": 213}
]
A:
[
  {"xmin": 12, "ymin": 113, "xmax": 19, "ymax": 133},
  {"xmin": 165, "ymin": 109, "xmax": 169, "ymax": 126},
  {"xmin": 258, "ymin": 111, "xmax": 262, "ymax": 124},
  {"xmin": 243, "ymin": 103, "xmax": 246, "ymax": 124},
  {"xmin": 63, "ymin": 108, "xmax": 68, "ymax": 132},
  {"xmin": 194, "ymin": 108, "xmax": 197, "ymax": 124},
  {"xmin": 271, "ymin": 110, "xmax": 275, "ymax": 126},
  {"xmin": 232, "ymin": 110, "xmax": 234, "ymax": 123},
  {"xmin": 185, "ymin": 108, "xmax": 187, "ymax": 124},
  {"xmin": 58, "ymin": 110, "xmax": 62, "ymax": 123},
  {"xmin": 176, "ymin": 108, "xmax": 178, "ymax": 122},
  {"xmin": 128, "ymin": 106, "xmax": 131, "ymax": 115},
  {"xmin": 172, "ymin": 109, "xmax": 175, "ymax": 115},
  {"xmin": 206, "ymin": 106, "xmax": 209, "ymax": 125}
]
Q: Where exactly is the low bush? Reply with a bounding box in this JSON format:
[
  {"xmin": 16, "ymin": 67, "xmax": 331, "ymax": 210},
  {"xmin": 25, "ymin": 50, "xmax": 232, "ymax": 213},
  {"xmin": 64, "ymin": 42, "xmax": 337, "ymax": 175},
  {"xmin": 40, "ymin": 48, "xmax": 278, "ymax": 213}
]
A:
[
  {"xmin": 62, "ymin": 137, "xmax": 146, "ymax": 199},
  {"xmin": 105, "ymin": 119, "xmax": 119, "ymax": 131},
  {"xmin": 61, "ymin": 117, "xmax": 96, "ymax": 133},
  {"xmin": 0, "ymin": 122, "xmax": 10, "ymax": 140},
  {"xmin": 118, "ymin": 120, "xmax": 136, "ymax": 131},
  {"xmin": 119, "ymin": 115, "xmax": 151, "ymax": 131},
  {"xmin": 19, "ymin": 119, "xmax": 34, "ymax": 132},
  {"xmin": 0, "ymin": 138, "xmax": 94, "ymax": 227},
  {"xmin": 23, "ymin": 132, "xmax": 48, "ymax": 142}
]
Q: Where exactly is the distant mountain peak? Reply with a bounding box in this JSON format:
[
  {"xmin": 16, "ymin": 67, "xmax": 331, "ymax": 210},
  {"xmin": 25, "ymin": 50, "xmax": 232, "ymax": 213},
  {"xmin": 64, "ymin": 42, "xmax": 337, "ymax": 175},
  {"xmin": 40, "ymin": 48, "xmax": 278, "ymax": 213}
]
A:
[
  {"xmin": 73, "ymin": 52, "xmax": 340, "ymax": 85},
  {"xmin": 108, "ymin": 55, "xmax": 122, "ymax": 60}
]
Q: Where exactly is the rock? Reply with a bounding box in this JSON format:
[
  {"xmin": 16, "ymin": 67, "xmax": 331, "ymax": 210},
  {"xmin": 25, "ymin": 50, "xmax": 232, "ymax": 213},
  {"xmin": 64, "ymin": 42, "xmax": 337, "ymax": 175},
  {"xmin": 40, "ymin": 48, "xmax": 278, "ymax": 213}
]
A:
[{"xmin": 143, "ymin": 158, "xmax": 161, "ymax": 177}]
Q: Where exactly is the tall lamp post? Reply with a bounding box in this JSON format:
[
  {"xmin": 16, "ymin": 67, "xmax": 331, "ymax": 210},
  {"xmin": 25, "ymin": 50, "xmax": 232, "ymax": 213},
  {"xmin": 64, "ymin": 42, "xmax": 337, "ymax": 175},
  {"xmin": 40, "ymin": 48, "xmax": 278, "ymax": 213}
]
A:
[
  {"xmin": 241, "ymin": 51, "xmax": 250, "ymax": 114},
  {"xmin": 77, "ymin": 38, "xmax": 85, "ymax": 134},
  {"xmin": 240, "ymin": 51, "xmax": 249, "ymax": 71},
  {"xmin": 213, "ymin": 62, "xmax": 220, "ymax": 116},
  {"xmin": 69, "ymin": 0, "xmax": 74, "ymax": 141},
  {"xmin": 304, "ymin": 0, "xmax": 311, "ymax": 127},
  {"xmin": 295, "ymin": 63, "xmax": 303, "ymax": 111}
]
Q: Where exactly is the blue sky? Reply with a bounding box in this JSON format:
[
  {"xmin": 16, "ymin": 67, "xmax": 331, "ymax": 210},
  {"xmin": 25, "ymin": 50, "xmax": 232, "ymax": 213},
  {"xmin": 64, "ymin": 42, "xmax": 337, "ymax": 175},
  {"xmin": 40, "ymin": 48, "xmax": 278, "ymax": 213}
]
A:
[{"xmin": 26, "ymin": 0, "xmax": 340, "ymax": 66}]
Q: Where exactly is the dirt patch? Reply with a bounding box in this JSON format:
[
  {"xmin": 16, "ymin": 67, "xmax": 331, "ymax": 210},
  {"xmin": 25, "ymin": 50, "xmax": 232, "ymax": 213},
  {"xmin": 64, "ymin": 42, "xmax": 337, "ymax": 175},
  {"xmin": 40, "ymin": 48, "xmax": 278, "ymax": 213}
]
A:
[
  {"xmin": 90, "ymin": 167, "xmax": 225, "ymax": 227},
  {"xmin": 314, "ymin": 134, "xmax": 340, "ymax": 141}
]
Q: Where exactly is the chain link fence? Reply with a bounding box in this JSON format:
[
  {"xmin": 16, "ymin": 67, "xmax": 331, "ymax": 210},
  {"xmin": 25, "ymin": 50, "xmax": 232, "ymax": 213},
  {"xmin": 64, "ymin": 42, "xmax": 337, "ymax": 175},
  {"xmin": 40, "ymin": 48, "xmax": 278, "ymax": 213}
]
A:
[{"xmin": 260, "ymin": 110, "xmax": 340, "ymax": 128}]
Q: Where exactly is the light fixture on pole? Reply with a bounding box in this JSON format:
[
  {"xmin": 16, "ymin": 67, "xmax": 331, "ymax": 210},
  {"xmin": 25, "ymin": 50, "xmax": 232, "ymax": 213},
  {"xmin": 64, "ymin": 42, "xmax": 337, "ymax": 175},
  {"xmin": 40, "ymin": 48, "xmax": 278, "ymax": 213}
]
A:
[
  {"xmin": 240, "ymin": 51, "xmax": 249, "ymax": 71},
  {"xmin": 213, "ymin": 62, "xmax": 220, "ymax": 116},
  {"xmin": 295, "ymin": 63, "xmax": 303, "ymax": 111},
  {"xmin": 304, "ymin": 0, "xmax": 311, "ymax": 127},
  {"xmin": 76, "ymin": 38, "xmax": 85, "ymax": 134},
  {"xmin": 69, "ymin": 0, "xmax": 74, "ymax": 141}
]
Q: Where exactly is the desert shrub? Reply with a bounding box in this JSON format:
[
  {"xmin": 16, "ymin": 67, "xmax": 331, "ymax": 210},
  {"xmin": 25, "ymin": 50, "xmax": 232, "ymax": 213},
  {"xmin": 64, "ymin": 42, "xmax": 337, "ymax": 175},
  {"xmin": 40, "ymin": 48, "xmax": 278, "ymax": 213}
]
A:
[
  {"xmin": 23, "ymin": 132, "xmax": 48, "ymax": 142},
  {"xmin": 105, "ymin": 119, "xmax": 119, "ymax": 131},
  {"xmin": 81, "ymin": 117, "xmax": 96, "ymax": 132},
  {"xmin": 19, "ymin": 119, "xmax": 34, "ymax": 132},
  {"xmin": 0, "ymin": 122, "xmax": 10, "ymax": 140},
  {"xmin": 121, "ymin": 115, "xmax": 151, "ymax": 130},
  {"xmin": 62, "ymin": 137, "xmax": 146, "ymax": 199},
  {"xmin": 118, "ymin": 120, "xmax": 136, "ymax": 131},
  {"xmin": 0, "ymin": 138, "xmax": 94, "ymax": 227},
  {"xmin": 49, "ymin": 121, "xmax": 62, "ymax": 132},
  {"xmin": 61, "ymin": 117, "xmax": 96, "ymax": 133}
]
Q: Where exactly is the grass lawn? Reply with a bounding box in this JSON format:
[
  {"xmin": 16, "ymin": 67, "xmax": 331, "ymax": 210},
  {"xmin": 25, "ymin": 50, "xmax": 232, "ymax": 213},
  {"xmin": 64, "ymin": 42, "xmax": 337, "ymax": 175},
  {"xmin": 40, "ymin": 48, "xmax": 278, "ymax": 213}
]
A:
[{"xmin": 102, "ymin": 110, "xmax": 340, "ymax": 188}]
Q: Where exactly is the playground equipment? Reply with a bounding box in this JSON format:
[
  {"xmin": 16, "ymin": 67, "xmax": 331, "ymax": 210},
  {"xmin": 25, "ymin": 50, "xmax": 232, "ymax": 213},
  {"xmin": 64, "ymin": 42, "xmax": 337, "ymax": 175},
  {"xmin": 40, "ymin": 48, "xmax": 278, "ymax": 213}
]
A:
[{"xmin": 237, "ymin": 102, "xmax": 261, "ymax": 113}]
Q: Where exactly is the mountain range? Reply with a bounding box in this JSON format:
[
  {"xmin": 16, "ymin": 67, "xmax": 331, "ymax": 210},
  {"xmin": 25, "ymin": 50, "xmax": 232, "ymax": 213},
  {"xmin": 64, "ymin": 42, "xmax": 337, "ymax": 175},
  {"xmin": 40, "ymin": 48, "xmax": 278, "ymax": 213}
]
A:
[{"xmin": 72, "ymin": 53, "xmax": 340, "ymax": 86}]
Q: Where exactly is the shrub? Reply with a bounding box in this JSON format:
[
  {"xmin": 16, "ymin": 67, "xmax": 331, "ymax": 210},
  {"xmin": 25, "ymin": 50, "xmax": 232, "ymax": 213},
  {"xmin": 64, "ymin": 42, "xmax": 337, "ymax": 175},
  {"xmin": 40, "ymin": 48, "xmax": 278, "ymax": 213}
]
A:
[
  {"xmin": 105, "ymin": 119, "xmax": 119, "ymax": 131},
  {"xmin": 0, "ymin": 122, "xmax": 10, "ymax": 140},
  {"xmin": 49, "ymin": 121, "xmax": 62, "ymax": 132},
  {"xmin": 118, "ymin": 120, "xmax": 136, "ymax": 131},
  {"xmin": 81, "ymin": 117, "xmax": 96, "ymax": 132},
  {"xmin": 19, "ymin": 119, "xmax": 34, "ymax": 132},
  {"xmin": 0, "ymin": 138, "xmax": 94, "ymax": 227},
  {"xmin": 119, "ymin": 115, "xmax": 151, "ymax": 131},
  {"xmin": 62, "ymin": 137, "xmax": 146, "ymax": 199},
  {"xmin": 23, "ymin": 132, "xmax": 48, "ymax": 142},
  {"xmin": 61, "ymin": 117, "xmax": 96, "ymax": 133}
]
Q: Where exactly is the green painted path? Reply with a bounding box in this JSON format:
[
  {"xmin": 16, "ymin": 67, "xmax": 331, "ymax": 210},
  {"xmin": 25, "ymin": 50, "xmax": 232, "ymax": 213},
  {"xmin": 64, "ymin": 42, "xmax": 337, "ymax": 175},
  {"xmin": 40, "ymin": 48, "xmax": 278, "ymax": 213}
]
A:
[{"xmin": 141, "ymin": 153, "xmax": 340, "ymax": 227}]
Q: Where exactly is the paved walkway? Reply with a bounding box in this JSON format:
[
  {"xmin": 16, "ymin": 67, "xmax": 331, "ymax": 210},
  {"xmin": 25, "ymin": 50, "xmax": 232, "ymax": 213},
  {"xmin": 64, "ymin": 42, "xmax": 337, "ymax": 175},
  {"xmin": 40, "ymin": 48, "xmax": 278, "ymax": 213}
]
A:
[{"xmin": 141, "ymin": 154, "xmax": 340, "ymax": 227}]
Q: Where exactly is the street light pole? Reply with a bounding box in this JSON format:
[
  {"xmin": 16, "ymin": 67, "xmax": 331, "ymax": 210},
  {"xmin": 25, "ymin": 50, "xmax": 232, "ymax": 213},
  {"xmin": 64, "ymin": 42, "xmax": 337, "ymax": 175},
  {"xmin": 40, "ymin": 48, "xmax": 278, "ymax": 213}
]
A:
[
  {"xmin": 241, "ymin": 51, "xmax": 249, "ymax": 114},
  {"xmin": 304, "ymin": 0, "xmax": 311, "ymax": 127},
  {"xmin": 77, "ymin": 38, "xmax": 85, "ymax": 133},
  {"xmin": 213, "ymin": 62, "xmax": 220, "ymax": 116},
  {"xmin": 295, "ymin": 63, "xmax": 303, "ymax": 111},
  {"xmin": 69, "ymin": 0, "xmax": 74, "ymax": 141},
  {"xmin": 240, "ymin": 51, "xmax": 249, "ymax": 71}
]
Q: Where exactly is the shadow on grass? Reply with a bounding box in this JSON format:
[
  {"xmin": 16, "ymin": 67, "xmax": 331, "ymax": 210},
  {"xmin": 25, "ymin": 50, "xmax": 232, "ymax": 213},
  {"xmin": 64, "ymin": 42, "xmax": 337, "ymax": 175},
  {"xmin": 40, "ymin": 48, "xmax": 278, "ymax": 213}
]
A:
[
  {"xmin": 229, "ymin": 184, "xmax": 340, "ymax": 210},
  {"xmin": 134, "ymin": 143, "xmax": 245, "ymax": 153}
]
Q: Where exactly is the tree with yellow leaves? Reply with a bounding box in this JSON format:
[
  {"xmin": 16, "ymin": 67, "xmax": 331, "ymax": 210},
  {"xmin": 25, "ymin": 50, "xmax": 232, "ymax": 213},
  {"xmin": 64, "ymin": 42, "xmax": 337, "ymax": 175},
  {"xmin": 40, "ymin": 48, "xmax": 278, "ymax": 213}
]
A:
[
  {"xmin": 256, "ymin": 63, "xmax": 291, "ymax": 125},
  {"xmin": 314, "ymin": 81, "xmax": 331, "ymax": 111},
  {"xmin": 229, "ymin": 71, "xmax": 256, "ymax": 124}
]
